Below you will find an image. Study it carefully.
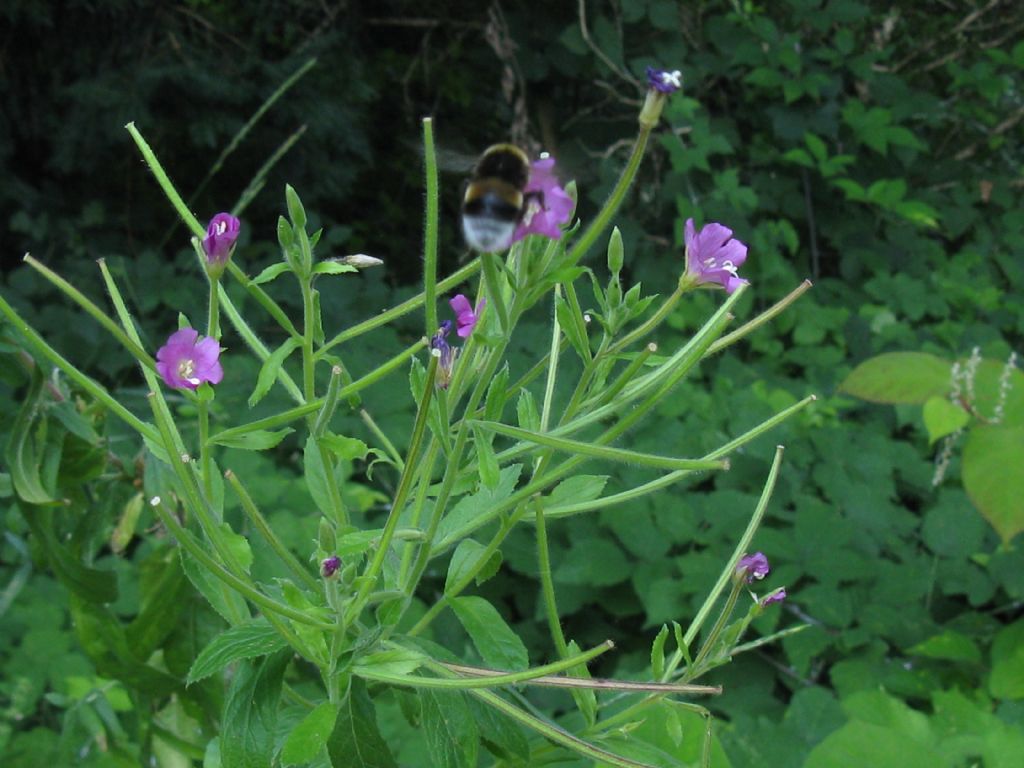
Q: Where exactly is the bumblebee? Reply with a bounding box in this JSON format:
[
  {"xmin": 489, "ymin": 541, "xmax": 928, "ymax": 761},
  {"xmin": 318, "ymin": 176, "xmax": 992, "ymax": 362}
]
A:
[{"xmin": 461, "ymin": 143, "xmax": 532, "ymax": 252}]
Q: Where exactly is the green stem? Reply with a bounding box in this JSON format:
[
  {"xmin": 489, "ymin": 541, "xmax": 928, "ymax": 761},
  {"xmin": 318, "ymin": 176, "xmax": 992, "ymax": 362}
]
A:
[
  {"xmin": 225, "ymin": 469, "xmax": 319, "ymax": 592},
  {"xmin": 125, "ymin": 122, "xmax": 204, "ymax": 238},
  {"xmin": 535, "ymin": 497, "xmax": 569, "ymax": 656},
  {"xmin": 397, "ymin": 441, "xmax": 439, "ymax": 590},
  {"xmin": 23, "ymin": 256, "xmax": 156, "ymax": 369},
  {"xmin": 207, "ymin": 275, "xmax": 221, "ymax": 340},
  {"xmin": 346, "ymin": 354, "xmax": 438, "ymax": 624},
  {"xmin": 587, "ymin": 343, "xmax": 657, "ymax": 410},
  {"xmin": 316, "ymin": 261, "xmax": 481, "ymax": 358},
  {"xmin": 359, "ymin": 639, "xmax": 614, "ymax": 690},
  {"xmin": 422, "ymin": 117, "xmax": 439, "ymax": 335},
  {"xmin": 539, "ymin": 285, "xmax": 563, "ymax": 434},
  {"xmin": 300, "ymin": 278, "xmax": 317, "ymax": 405},
  {"xmin": 198, "ymin": 400, "xmax": 213, "ymax": 503},
  {"xmin": 360, "ymin": 408, "xmax": 404, "ymax": 471},
  {"xmin": 218, "ymin": 281, "xmax": 305, "ymax": 404},
  {"xmin": 565, "ymin": 122, "xmax": 652, "ymax": 268},
  {"xmin": 226, "ymin": 260, "xmax": 301, "ymax": 339},
  {"xmin": 706, "ymin": 279, "xmax": 813, "ymax": 356},
  {"xmin": 313, "ymin": 366, "xmax": 342, "ymax": 438},
  {"xmin": 0, "ymin": 293, "xmax": 156, "ymax": 442},
  {"xmin": 688, "ymin": 580, "xmax": 745, "ymax": 673}
]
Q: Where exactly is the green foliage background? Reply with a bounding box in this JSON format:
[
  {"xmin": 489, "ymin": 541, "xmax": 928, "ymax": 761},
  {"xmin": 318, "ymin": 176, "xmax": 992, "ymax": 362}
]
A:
[{"xmin": 2, "ymin": 0, "xmax": 1023, "ymax": 765}]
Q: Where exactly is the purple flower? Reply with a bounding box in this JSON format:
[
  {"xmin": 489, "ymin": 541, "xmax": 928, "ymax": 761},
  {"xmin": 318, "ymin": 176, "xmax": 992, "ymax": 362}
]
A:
[
  {"xmin": 512, "ymin": 155, "xmax": 574, "ymax": 243},
  {"xmin": 321, "ymin": 555, "xmax": 341, "ymax": 579},
  {"xmin": 760, "ymin": 587, "xmax": 787, "ymax": 607},
  {"xmin": 430, "ymin": 321, "xmax": 456, "ymax": 389},
  {"xmin": 736, "ymin": 552, "xmax": 770, "ymax": 583},
  {"xmin": 682, "ymin": 219, "xmax": 749, "ymax": 294},
  {"xmin": 202, "ymin": 213, "xmax": 240, "ymax": 265},
  {"xmin": 646, "ymin": 67, "xmax": 683, "ymax": 94},
  {"xmin": 450, "ymin": 294, "xmax": 485, "ymax": 339},
  {"xmin": 156, "ymin": 328, "xmax": 223, "ymax": 390}
]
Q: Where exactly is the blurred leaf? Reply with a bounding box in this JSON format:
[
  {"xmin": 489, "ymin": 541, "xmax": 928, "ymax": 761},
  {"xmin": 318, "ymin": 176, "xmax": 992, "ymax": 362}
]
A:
[
  {"xmin": 281, "ymin": 701, "xmax": 337, "ymax": 766},
  {"xmin": 840, "ymin": 352, "xmax": 951, "ymax": 404},
  {"xmin": 5, "ymin": 365, "xmax": 56, "ymax": 504},
  {"xmin": 962, "ymin": 425, "xmax": 1024, "ymax": 543},
  {"xmin": 211, "ymin": 428, "xmax": 294, "ymax": 450},
  {"xmin": 989, "ymin": 618, "xmax": 1024, "ymax": 700},
  {"xmin": 922, "ymin": 396, "xmax": 970, "ymax": 444}
]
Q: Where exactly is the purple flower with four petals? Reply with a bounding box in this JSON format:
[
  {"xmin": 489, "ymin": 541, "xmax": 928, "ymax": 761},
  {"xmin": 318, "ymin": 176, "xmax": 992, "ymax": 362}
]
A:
[
  {"xmin": 156, "ymin": 328, "xmax": 224, "ymax": 390},
  {"xmin": 682, "ymin": 218, "xmax": 749, "ymax": 294},
  {"xmin": 512, "ymin": 156, "xmax": 574, "ymax": 244}
]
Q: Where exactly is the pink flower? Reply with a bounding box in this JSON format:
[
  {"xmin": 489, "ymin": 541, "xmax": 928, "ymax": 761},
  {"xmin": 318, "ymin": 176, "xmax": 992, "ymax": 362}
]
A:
[
  {"xmin": 512, "ymin": 156, "xmax": 574, "ymax": 243},
  {"xmin": 682, "ymin": 219, "xmax": 749, "ymax": 294},
  {"xmin": 156, "ymin": 328, "xmax": 223, "ymax": 390},
  {"xmin": 450, "ymin": 294, "xmax": 485, "ymax": 339},
  {"xmin": 736, "ymin": 552, "xmax": 770, "ymax": 583},
  {"xmin": 201, "ymin": 213, "xmax": 240, "ymax": 265}
]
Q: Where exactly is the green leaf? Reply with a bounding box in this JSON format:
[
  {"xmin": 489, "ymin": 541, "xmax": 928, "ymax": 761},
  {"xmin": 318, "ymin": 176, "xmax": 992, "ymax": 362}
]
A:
[
  {"xmin": 249, "ymin": 337, "xmax": 301, "ymax": 407},
  {"xmin": 548, "ymin": 475, "xmax": 609, "ymax": 507},
  {"xmin": 249, "ymin": 262, "xmax": 292, "ymax": 286},
  {"xmin": 5, "ymin": 365, "xmax": 56, "ymax": 504},
  {"xmin": 304, "ymin": 435, "xmax": 334, "ymax": 518},
  {"xmin": 125, "ymin": 548, "xmax": 189, "ymax": 658},
  {"xmin": 908, "ymin": 630, "xmax": 982, "ymax": 664},
  {"xmin": 963, "ymin": 425, "xmax": 1024, "ymax": 544},
  {"xmin": 445, "ymin": 539, "xmax": 502, "ymax": 594},
  {"xmin": 516, "ymin": 389, "xmax": 540, "ymax": 432},
  {"xmin": 221, "ymin": 652, "xmax": 289, "ymax": 768},
  {"xmin": 435, "ymin": 465, "xmax": 523, "ymax": 547},
  {"xmin": 187, "ymin": 618, "xmax": 288, "ymax": 684},
  {"xmin": 840, "ymin": 352, "xmax": 951, "ymax": 404},
  {"xmin": 327, "ymin": 679, "xmax": 398, "ymax": 768},
  {"xmin": 421, "ymin": 690, "xmax": 479, "ymax": 768},
  {"xmin": 320, "ymin": 433, "xmax": 370, "ymax": 462},
  {"xmin": 473, "ymin": 425, "xmax": 500, "ymax": 490},
  {"xmin": 451, "ymin": 596, "xmax": 528, "ymax": 671},
  {"xmin": 180, "ymin": 549, "xmax": 249, "ymax": 625},
  {"xmin": 211, "ymin": 428, "xmax": 294, "ymax": 450},
  {"xmin": 651, "ymin": 625, "xmax": 669, "ymax": 680},
  {"xmin": 467, "ymin": 696, "xmax": 529, "ymax": 762},
  {"xmin": 22, "ymin": 510, "xmax": 118, "ymax": 604},
  {"xmin": 353, "ymin": 647, "xmax": 427, "ymax": 677},
  {"xmin": 482, "ymin": 364, "xmax": 510, "ymax": 423},
  {"xmin": 922, "ymin": 396, "xmax": 970, "ymax": 444},
  {"xmin": 566, "ymin": 639, "xmax": 597, "ymax": 726},
  {"xmin": 281, "ymin": 702, "xmax": 337, "ymax": 766},
  {"xmin": 989, "ymin": 618, "xmax": 1024, "ymax": 700}
]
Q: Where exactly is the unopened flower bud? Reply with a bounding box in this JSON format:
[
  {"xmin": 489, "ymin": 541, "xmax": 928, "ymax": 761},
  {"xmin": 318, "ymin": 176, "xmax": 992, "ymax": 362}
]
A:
[
  {"xmin": 321, "ymin": 555, "xmax": 342, "ymax": 579},
  {"xmin": 340, "ymin": 253, "xmax": 384, "ymax": 269}
]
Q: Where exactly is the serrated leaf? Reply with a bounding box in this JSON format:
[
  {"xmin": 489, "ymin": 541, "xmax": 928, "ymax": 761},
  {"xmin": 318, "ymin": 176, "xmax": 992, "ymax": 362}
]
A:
[
  {"xmin": 250, "ymin": 262, "xmax": 292, "ymax": 286},
  {"xmin": 922, "ymin": 396, "xmax": 970, "ymax": 444},
  {"xmin": 23, "ymin": 510, "xmax": 118, "ymax": 604},
  {"xmin": 483, "ymin": 365, "xmax": 510, "ymax": 423},
  {"xmin": 451, "ymin": 596, "xmax": 528, "ymax": 671},
  {"xmin": 180, "ymin": 549, "xmax": 249, "ymax": 625},
  {"xmin": 187, "ymin": 619, "xmax": 288, "ymax": 684},
  {"xmin": 305, "ymin": 435, "xmax": 334, "ymax": 519},
  {"xmin": 327, "ymin": 679, "xmax": 398, "ymax": 768},
  {"xmin": 963, "ymin": 425, "xmax": 1024, "ymax": 544},
  {"xmin": 840, "ymin": 352, "xmax": 951, "ymax": 404},
  {"xmin": 211, "ymin": 428, "xmax": 294, "ymax": 450},
  {"xmin": 281, "ymin": 701, "xmax": 337, "ymax": 766}
]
